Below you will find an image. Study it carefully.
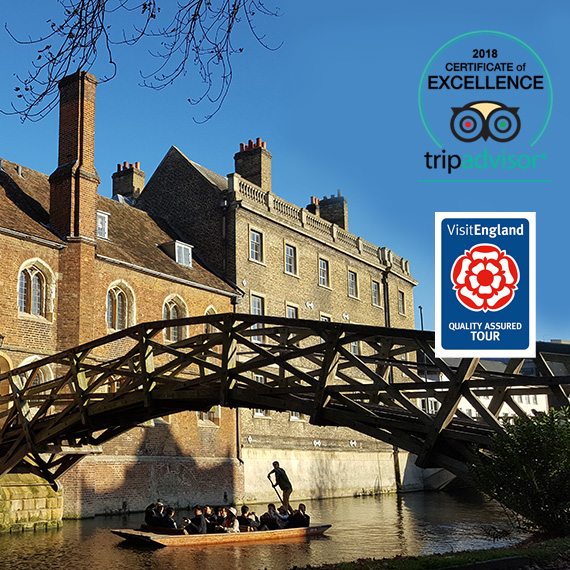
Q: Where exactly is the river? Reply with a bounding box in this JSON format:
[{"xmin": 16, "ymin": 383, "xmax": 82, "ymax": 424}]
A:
[{"xmin": 0, "ymin": 490, "xmax": 523, "ymax": 570}]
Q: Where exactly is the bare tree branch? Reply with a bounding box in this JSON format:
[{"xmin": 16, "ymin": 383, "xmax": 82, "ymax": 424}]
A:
[{"xmin": 3, "ymin": 0, "xmax": 281, "ymax": 122}]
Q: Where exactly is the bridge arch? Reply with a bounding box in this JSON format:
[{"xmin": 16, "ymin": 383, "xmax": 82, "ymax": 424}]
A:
[{"xmin": 0, "ymin": 313, "xmax": 568, "ymax": 487}]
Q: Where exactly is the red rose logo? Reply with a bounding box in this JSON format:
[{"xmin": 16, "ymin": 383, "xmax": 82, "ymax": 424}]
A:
[{"xmin": 451, "ymin": 244, "xmax": 519, "ymax": 312}]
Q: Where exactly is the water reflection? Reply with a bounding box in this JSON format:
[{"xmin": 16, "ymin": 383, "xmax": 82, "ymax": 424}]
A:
[{"xmin": 0, "ymin": 491, "xmax": 523, "ymax": 570}]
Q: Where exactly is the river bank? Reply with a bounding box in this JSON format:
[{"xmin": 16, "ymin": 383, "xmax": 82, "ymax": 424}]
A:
[{"xmin": 286, "ymin": 537, "xmax": 570, "ymax": 570}]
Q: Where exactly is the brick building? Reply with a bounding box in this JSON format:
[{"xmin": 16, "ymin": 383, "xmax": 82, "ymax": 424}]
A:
[
  {"xmin": 136, "ymin": 139, "xmax": 423, "ymax": 502},
  {"xmin": 0, "ymin": 71, "xmax": 242, "ymax": 519},
  {"xmin": 0, "ymin": 69, "xmax": 426, "ymax": 523}
]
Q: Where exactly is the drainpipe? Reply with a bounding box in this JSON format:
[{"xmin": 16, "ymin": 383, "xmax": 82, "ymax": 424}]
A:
[{"xmin": 382, "ymin": 267, "xmax": 402, "ymax": 490}]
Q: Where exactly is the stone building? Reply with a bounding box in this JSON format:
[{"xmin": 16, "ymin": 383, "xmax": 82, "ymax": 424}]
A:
[
  {"xmin": 0, "ymin": 71, "xmax": 242, "ymax": 524},
  {"xmin": 136, "ymin": 139, "xmax": 423, "ymax": 503}
]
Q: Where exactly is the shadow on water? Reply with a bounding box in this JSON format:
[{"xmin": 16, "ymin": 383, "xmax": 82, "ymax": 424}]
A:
[{"xmin": 0, "ymin": 492, "xmax": 525, "ymax": 570}]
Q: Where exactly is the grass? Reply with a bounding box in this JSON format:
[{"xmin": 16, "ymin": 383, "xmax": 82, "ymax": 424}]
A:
[{"xmin": 289, "ymin": 537, "xmax": 570, "ymax": 570}]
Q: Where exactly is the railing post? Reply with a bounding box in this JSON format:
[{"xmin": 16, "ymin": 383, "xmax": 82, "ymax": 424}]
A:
[{"xmin": 220, "ymin": 320, "xmax": 238, "ymax": 407}]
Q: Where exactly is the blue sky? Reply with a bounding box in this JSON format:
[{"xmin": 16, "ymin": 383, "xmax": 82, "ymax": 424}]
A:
[{"xmin": 0, "ymin": 1, "xmax": 567, "ymax": 341}]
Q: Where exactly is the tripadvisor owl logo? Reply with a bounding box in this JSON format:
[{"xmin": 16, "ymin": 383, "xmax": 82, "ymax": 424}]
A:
[
  {"xmin": 418, "ymin": 31, "xmax": 552, "ymax": 178},
  {"xmin": 450, "ymin": 101, "xmax": 521, "ymax": 143}
]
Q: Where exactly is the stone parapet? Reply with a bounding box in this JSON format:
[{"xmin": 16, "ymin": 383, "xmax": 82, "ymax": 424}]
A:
[{"xmin": 229, "ymin": 173, "xmax": 416, "ymax": 284}]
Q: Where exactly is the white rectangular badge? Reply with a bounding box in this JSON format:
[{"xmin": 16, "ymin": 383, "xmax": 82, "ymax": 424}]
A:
[{"xmin": 436, "ymin": 212, "xmax": 535, "ymax": 358}]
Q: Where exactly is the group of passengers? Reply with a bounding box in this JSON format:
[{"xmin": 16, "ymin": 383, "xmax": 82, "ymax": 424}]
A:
[{"xmin": 144, "ymin": 501, "xmax": 310, "ymax": 534}]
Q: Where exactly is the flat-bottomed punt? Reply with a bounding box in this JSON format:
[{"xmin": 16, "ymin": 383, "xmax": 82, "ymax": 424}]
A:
[{"xmin": 111, "ymin": 524, "xmax": 331, "ymax": 548}]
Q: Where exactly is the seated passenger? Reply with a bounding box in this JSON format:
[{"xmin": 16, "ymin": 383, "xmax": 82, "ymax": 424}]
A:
[
  {"xmin": 288, "ymin": 503, "xmax": 310, "ymax": 528},
  {"xmin": 276, "ymin": 506, "xmax": 290, "ymax": 528},
  {"xmin": 223, "ymin": 507, "xmax": 240, "ymax": 533},
  {"xmin": 237, "ymin": 505, "xmax": 263, "ymax": 530},
  {"xmin": 184, "ymin": 506, "xmax": 207, "ymax": 534},
  {"xmin": 203, "ymin": 505, "xmax": 217, "ymax": 533},
  {"xmin": 161, "ymin": 506, "xmax": 178, "ymax": 529},
  {"xmin": 260, "ymin": 503, "xmax": 283, "ymax": 530},
  {"xmin": 144, "ymin": 501, "xmax": 163, "ymax": 526}
]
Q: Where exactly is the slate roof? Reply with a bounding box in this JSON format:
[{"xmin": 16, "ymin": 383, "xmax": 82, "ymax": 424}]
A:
[
  {"xmin": 96, "ymin": 195, "xmax": 235, "ymax": 294},
  {"xmin": 0, "ymin": 158, "xmax": 237, "ymax": 296},
  {"xmin": 0, "ymin": 159, "xmax": 64, "ymax": 244}
]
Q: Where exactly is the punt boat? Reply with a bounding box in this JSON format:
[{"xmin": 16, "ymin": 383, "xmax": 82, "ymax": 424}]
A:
[{"xmin": 111, "ymin": 524, "xmax": 331, "ymax": 548}]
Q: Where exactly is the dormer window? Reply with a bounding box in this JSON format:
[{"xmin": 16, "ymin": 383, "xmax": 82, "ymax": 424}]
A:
[
  {"xmin": 158, "ymin": 240, "xmax": 193, "ymax": 268},
  {"xmin": 96, "ymin": 211, "xmax": 109, "ymax": 239},
  {"xmin": 176, "ymin": 242, "xmax": 192, "ymax": 267}
]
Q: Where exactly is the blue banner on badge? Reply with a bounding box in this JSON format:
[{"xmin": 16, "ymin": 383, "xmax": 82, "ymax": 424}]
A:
[{"xmin": 435, "ymin": 212, "xmax": 535, "ymax": 358}]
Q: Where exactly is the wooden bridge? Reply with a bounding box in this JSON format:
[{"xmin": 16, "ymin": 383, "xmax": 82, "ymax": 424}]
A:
[{"xmin": 1, "ymin": 313, "xmax": 569, "ymax": 489}]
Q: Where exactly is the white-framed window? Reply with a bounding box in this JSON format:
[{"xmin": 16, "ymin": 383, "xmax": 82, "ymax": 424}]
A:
[
  {"xmin": 96, "ymin": 211, "xmax": 109, "ymax": 239},
  {"xmin": 290, "ymin": 410, "xmax": 302, "ymax": 420},
  {"xmin": 350, "ymin": 340, "xmax": 360, "ymax": 355},
  {"xmin": 251, "ymin": 294, "xmax": 265, "ymax": 343},
  {"xmin": 250, "ymin": 229, "xmax": 263, "ymax": 263},
  {"xmin": 372, "ymin": 280, "xmax": 381, "ymax": 307},
  {"xmin": 253, "ymin": 374, "xmax": 268, "ymax": 416},
  {"xmin": 348, "ymin": 270, "xmax": 358, "ymax": 298},
  {"xmin": 286, "ymin": 305, "xmax": 298, "ymax": 319},
  {"xmin": 175, "ymin": 242, "xmax": 193, "ymax": 267},
  {"xmin": 320, "ymin": 315, "xmax": 331, "ymax": 322},
  {"xmin": 319, "ymin": 258, "xmax": 330, "ymax": 287},
  {"xmin": 284, "ymin": 244, "xmax": 297, "ymax": 275},
  {"xmin": 398, "ymin": 290, "xmax": 406, "ymax": 315}
]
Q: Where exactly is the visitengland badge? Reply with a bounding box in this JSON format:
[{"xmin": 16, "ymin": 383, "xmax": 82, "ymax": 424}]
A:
[{"xmin": 436, "ymin": 212, "xmax": 535, "ymax": 358}]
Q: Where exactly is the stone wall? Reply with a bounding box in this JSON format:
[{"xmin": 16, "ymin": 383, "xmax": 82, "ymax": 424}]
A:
[
  {"xmin": 239, "ymin": 447, "xmax": 430, "ymax": 504},
  {"xmin": 0, "ymin": 474, "xmax": 63, "ymax": 533}
]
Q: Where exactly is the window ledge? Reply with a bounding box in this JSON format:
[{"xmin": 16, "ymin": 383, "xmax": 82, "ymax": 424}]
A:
[
  {"xmin": 248, "ymin": 258, "xmax": 266, "ymax": 267},
  {"xmin": 284, "ymin": 271, "xmax": 300, "ymax": 279},
  {"xmin": 198, "ymin": 419, "xmax": 220, "ymax": 428},
  {"xmin": 18, "ymin": 312, "xmax": 52, "ymax": 324},
  {"xmin": 318, "ymin": 283, "xmax": 332, "ymax": 291}
]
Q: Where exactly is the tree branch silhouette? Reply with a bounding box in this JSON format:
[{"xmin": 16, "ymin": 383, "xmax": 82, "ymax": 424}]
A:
[{"xmin": 4, "ymin": 0, "xmax": 281, "ymax": 122}]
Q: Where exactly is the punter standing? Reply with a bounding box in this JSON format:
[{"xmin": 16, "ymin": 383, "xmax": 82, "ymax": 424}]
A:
[{"xmin": 267, "ymin": 461, "xmax": 292, "ymax": 512}]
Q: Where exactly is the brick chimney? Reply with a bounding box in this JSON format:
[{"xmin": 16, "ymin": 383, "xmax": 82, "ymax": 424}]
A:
[
  {"xmin": 307, "ymin": 191, "xmax": 349, "ymax": 231},
  {"xmin": 49, "ymin": 71, "xmax": 100, "ymax": 239},
  {"xmin": 234, "ymin": 138, "xmax": 272, "ymax": 191},
  {"xmin": 112, "ymin": 161, "xmax": 145, "ymax": 201}
]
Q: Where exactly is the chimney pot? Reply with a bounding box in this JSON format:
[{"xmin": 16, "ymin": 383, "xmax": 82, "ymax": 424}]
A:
[
  {"xmin": 256, "ymin": 137, "xmax": 262, "ymax": 147},
  {"xmin": 135, "ymin": 161, "xmax": 140, "ymax": 169},
  {"xmin": 240, "ymin": 142, "xmax": 245, "ymax": 151},
  {"xmin": 123, "ymin": 161, "xmax": 128, "ymax": 169},
  {"xmin": 261, "ymin": 141, "xmax": 266, "ymax": 149},
  {"xmin": 117, "ymin": 163, "xmax": 121, "ymax": 172}
]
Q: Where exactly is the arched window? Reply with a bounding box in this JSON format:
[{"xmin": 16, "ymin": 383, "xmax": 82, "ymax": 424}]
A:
[
  {"xmin": 17, "ymin": 259, "xmax": 55, "ymax": 320},
  {"xmin": 17, "ymin": 357, "xmax": 54, "ymax": 408},
  {"xmin": 18, "ymin": 266, "xmax": 46, "ymax": 316},
  {"xmin": 204, "ymin": 306, "xmax": 217, "ymax": 334},
  {"xmin": 106, "ymin": 285, "xmax": 132, "ymax": 330},
  {"xmin": 163, "ymin": 299, "xmax": 180, "ymax": 342},
  {"xmin": 162, "ymin": 296, "xmax": 188, "ymax": 342}
]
